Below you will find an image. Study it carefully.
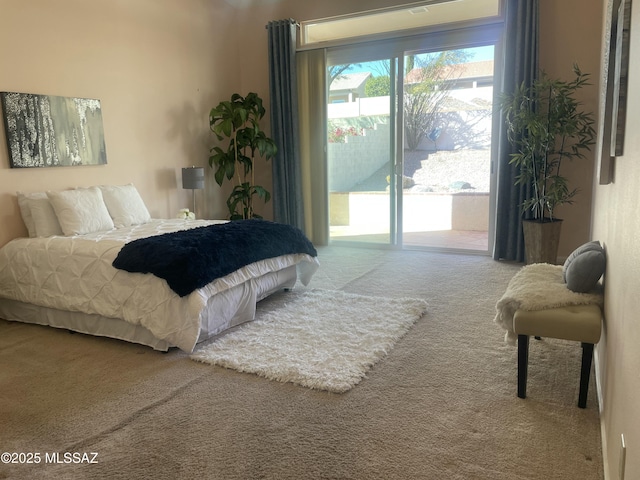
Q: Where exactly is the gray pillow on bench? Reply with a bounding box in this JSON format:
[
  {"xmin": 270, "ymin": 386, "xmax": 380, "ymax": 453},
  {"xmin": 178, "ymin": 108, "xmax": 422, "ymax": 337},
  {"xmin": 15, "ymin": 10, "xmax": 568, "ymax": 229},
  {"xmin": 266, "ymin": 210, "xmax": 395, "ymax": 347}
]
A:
[{"xmin": 562, "ymin": 241, "xmax": 606, "ymax": 293}]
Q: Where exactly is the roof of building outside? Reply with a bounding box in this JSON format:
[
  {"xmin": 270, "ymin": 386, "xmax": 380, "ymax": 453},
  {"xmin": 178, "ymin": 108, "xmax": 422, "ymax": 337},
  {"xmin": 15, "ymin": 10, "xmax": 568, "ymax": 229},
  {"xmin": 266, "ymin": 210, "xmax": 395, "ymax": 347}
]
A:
[
  {"xmin": 405, "ymin": 60, "xmax": 494, "ymax": 84},
  {"xmin": 330, "ymin": 72, "xmax": 372, "ymax": 91}
]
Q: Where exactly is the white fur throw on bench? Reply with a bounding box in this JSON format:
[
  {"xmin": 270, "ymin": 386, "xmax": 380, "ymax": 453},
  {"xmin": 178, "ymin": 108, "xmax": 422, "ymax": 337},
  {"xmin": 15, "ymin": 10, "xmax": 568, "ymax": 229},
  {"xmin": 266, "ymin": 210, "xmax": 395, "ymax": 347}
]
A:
[{"xmin": 494, "ymin": 263, "xmax": 604, "ymax": 345}]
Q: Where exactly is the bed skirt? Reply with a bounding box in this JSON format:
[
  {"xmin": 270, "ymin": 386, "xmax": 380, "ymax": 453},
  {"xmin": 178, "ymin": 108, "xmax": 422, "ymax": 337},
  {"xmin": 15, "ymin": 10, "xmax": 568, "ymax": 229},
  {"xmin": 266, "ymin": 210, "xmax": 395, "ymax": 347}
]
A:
[{"xmin": 0, "ymin": 265, "xmax": 298, "ymax": 351}]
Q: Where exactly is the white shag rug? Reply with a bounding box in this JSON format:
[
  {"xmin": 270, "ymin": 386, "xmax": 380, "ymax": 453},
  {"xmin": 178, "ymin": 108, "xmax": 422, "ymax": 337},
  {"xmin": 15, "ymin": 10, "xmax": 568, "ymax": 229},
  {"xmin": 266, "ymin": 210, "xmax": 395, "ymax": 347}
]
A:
[{"xmin": 191, "ymin": 289, "xmax": 428, "ymax": 393}]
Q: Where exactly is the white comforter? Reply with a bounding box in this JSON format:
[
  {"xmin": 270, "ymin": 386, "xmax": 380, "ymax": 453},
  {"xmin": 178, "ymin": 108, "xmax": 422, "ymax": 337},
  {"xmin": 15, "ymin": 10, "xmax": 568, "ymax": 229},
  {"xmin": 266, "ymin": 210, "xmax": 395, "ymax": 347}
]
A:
[{"xmin": 0, "ymin": 219, "xmax": 319, "ymax": 352}]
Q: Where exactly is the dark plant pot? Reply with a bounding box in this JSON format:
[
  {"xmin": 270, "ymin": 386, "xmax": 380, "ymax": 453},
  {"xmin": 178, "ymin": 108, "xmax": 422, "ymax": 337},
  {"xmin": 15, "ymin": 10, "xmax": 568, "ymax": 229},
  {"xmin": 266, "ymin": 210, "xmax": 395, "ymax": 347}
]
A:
[{"xmin": 522, "ymin": 219, "xmax": 563, "ymax": 265}]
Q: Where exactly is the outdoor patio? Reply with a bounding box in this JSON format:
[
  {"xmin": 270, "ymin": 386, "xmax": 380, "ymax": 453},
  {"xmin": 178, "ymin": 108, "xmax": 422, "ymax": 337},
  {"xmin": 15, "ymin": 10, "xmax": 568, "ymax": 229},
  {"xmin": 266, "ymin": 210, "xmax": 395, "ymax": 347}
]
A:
[{"xmin": 330, "ymin": 190, "xmax": 490, "ymax": 252}]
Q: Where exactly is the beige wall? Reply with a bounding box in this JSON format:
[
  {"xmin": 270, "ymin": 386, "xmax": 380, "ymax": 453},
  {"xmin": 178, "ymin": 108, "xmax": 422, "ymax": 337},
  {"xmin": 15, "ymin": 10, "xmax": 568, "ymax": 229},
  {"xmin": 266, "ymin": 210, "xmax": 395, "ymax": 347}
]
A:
[
  {"xmin": 538, "ymin": 0, "xmax": 603, "ymax": 258},
  {"xmin": 0, "ymin": 0, "xmax": 606, "ymax": 252},
  {"xmin": 591, "ymin": 1, "xmax": 640, "ymax": 479},
  {"xmin": 3, "ymin": 0, "xmax": 597, "ymax": 255},
  {"xmin": 0, "ymin": 0, "xmax": 238, "ymax": 247}
]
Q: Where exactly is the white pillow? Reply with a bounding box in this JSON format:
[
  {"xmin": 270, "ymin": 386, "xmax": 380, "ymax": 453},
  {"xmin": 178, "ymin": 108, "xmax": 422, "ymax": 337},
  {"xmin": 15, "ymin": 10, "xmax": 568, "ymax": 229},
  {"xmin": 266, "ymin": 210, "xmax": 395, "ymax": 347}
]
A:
[
  {"xmin": 99, "ymin": 184, "xmax": 151, "ymax": 228},
  {"xmin": 17, "ymin": 191, "xmax": 46, "ymax": 237},
  {"xmin": 47, "ymin": 187, "xmax": 115, "ymax": 236},
  {"xmin": 26, "ymin": 195, "xmax": 64, "ymax": 237}
]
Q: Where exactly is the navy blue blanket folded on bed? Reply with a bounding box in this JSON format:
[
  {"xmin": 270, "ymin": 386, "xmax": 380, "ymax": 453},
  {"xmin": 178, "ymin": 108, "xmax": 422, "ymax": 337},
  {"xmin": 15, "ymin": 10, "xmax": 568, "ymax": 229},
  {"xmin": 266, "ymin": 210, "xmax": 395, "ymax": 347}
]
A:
[{"xmin": 112, "ymin": 219, "xmax": 317, "ymax": 297}]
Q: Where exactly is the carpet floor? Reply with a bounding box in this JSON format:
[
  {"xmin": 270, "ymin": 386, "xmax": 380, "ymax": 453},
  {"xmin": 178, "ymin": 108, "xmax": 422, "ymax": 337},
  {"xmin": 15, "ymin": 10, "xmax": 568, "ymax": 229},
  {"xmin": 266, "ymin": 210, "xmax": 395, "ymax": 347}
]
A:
[{"xmin": 0, "ymin": 246, "xmax": 604, "ymax": 480}]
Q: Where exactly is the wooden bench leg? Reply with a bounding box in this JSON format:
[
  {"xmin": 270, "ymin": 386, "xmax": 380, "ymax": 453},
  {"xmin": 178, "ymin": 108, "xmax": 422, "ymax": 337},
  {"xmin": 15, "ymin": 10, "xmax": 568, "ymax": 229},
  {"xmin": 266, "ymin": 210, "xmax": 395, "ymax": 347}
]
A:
[
  {"xmin": 578, "ymin": 342, "xmax": 594, "ymax": 408},
  {"xmin": 518, "ymin": 334, "xmax": 529, "ymax": 399}
]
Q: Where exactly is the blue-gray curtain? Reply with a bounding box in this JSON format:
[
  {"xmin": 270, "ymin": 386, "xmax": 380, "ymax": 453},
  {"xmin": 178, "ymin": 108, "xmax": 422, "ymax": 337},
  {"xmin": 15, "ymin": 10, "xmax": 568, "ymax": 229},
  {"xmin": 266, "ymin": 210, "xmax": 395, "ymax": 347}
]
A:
[
  {"xmin": 493, "ymin": 0, "xmax": 539, "ymax": 262},
  {"xmin": 267, "ymin": 19, "xmax": 305, "ymax": 230}
]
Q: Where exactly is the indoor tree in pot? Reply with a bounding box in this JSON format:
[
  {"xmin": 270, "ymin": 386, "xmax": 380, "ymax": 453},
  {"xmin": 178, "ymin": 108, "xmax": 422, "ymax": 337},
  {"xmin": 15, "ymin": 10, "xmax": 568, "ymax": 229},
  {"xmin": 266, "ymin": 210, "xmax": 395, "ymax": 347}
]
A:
[
  {"xmin": 209, "ymin": 92, "xmax": 277, "ymax": 220},
  {"xmin": 502, "ymin": 64, "xmax": 596, "ymax": 264}
]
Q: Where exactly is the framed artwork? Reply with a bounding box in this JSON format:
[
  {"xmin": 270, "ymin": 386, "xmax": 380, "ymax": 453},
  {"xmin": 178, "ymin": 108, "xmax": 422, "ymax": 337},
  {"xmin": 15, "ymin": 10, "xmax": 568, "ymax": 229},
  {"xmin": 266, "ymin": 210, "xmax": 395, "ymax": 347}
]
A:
[
  {"xmin": 597, "ymin": 0, "xmax": 632, "ymax": 184},
  {"xmin": 610, "ymin": 0, "xmax": 632, "ymax": 157},
  {"xmin": 0, "ymin": 92, "xmax": 107, "ymax": 168}
]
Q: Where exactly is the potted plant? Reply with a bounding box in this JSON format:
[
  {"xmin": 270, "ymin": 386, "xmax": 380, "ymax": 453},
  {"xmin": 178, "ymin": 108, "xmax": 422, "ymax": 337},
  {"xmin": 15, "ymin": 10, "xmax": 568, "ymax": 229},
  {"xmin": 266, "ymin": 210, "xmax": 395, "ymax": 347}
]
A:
[
  {"xmin": 209, "ymin": 92, "xmax": 277, "ymax": 220},
  {"xmin": 501, "ymin": 64, "xmax": 596, "ymax": 264}
]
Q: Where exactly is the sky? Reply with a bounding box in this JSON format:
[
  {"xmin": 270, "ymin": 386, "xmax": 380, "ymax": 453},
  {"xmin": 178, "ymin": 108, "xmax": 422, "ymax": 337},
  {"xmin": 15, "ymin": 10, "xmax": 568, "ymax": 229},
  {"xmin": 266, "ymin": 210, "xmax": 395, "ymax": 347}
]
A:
[
  {"xmin": 343, "ymin": 45, "xmax": 495, "ymax": 76},
  {"xmin": 468, "ymin": 45, "xmax": 494, "ymax": 62}
]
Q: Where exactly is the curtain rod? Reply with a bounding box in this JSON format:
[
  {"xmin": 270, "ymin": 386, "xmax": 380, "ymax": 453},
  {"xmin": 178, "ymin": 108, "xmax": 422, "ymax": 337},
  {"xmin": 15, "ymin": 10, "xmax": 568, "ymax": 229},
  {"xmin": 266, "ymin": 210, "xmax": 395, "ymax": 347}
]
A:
[{"xmin": 265, "ymin": 19, "xmax": 300, "ymax": 29}]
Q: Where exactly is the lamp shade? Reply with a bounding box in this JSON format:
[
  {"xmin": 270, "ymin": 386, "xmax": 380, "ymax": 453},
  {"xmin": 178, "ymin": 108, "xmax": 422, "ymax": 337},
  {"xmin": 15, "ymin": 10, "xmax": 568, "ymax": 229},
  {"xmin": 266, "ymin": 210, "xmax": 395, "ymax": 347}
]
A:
[{"xmin": 182, "ymin": 167, "xmax": 205, "ymax": 190}]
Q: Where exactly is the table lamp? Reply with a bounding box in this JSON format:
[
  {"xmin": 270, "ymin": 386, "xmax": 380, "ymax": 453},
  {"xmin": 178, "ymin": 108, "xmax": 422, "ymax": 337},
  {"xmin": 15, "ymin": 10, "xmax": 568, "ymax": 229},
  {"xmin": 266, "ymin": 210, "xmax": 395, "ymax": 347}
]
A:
[{"xmin": 181, "ymin": 166, "xmax": 205, "ymax": 217}]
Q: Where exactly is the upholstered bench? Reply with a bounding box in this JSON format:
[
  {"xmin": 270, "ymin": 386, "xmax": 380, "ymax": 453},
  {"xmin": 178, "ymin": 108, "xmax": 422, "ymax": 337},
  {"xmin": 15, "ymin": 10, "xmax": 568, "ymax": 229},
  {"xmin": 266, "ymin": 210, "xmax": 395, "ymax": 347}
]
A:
[
  {"xmin": 514, "ymin": 304, "xmax": 602, "ymax": 408},
  {"xmin": 495, "ymin": 241, "xmax": 606, "ymax": 408}
]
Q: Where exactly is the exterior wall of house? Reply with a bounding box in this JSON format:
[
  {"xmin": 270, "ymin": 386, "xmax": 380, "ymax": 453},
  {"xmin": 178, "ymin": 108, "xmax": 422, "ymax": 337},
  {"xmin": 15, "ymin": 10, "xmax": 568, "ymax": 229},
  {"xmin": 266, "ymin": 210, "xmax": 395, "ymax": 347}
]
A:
[{"xmin": 0, "ymin": 0, "xmax": 238, "ymax": 247}]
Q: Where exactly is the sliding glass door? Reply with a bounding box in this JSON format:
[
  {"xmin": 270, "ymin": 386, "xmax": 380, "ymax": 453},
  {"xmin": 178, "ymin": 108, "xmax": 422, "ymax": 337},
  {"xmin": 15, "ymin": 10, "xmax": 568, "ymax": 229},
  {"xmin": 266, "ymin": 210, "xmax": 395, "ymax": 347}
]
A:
[{"xmin": 326, "ymin": 27, "xmax": 499, "ymax": 253}]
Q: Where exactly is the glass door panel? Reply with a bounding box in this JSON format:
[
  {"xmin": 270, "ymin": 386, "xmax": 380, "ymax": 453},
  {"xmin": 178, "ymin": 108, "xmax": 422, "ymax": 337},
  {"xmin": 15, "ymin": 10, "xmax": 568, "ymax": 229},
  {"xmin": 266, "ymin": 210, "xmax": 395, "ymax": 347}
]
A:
[
  {"xmin": 327, "ymin": 59, "xmax": 395, "ymax": 245},
  {"xmin": 401, "ymin": 46, "xmax": 494, "ymax": 252}
]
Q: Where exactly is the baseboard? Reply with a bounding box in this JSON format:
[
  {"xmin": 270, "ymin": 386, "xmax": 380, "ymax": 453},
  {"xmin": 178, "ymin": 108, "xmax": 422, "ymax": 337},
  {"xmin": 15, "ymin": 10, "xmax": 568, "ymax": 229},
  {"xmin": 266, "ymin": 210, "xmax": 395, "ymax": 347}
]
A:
[{"xmin": 594, "ymin": 348, "xmax": 610, "ymax": 479}]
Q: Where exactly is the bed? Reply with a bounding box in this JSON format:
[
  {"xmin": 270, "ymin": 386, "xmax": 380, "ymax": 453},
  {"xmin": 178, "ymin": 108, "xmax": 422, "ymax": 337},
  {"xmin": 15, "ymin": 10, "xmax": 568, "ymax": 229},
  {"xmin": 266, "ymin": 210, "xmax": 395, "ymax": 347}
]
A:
[{"xmin": 0, "ymin": 185, "xmax": 319, "ymax": 352}]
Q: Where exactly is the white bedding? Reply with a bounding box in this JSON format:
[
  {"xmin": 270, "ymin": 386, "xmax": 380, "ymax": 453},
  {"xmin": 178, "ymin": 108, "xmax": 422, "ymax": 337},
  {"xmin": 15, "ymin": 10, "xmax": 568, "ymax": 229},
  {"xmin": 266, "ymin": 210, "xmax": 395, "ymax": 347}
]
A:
[{"xmin": 0, "ymin": 219, "xmax": 319, "ymax": 352}]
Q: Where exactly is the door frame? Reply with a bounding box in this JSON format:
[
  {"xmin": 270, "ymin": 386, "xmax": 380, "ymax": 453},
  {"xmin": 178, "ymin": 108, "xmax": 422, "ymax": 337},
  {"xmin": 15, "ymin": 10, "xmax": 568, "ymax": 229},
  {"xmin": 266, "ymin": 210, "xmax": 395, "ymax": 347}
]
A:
[{"xmin": 325, "ymin": 23, "xmax": 503, "ymax": 254}]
